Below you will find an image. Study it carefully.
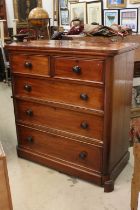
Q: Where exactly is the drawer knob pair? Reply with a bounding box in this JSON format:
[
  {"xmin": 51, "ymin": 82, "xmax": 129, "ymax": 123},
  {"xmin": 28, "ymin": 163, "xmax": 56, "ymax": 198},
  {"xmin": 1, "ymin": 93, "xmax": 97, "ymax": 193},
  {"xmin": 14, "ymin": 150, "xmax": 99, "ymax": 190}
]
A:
[
  {"xmin": 79, "ymin": 151, "xmax": 87, "ymax": 160},
  {"xmin": 26, "ymin": 109, "xmax": 33, "ymax": 116},
  {"xmin": 81, "ymin": 121, "xmax": 89, "ymax": 129},
  {"xmin": 24, "ymin": 61, "xmax": 32, "ymax": 69},
  {"xmin": 72, "ymin": 66, "xmax": 81, "ymax": 74},
  {"xmin": 80, "ymin": 93, "xmax": 88, "ymax": 101},
  {"xmin": 24, "ymin": 84, "xmax": 32, "ymax": 92},
  {"xmin": 26, "ymin": 136, "xmax": 34, "ymax": 143}
]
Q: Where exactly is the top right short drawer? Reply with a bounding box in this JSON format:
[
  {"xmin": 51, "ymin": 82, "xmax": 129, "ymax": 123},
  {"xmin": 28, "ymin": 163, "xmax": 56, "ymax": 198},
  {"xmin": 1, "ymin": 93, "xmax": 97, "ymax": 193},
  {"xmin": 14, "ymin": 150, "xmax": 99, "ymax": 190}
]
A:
[{"xmin": 53, "ymin": 57, "xmax": 104, "ymax": 83}]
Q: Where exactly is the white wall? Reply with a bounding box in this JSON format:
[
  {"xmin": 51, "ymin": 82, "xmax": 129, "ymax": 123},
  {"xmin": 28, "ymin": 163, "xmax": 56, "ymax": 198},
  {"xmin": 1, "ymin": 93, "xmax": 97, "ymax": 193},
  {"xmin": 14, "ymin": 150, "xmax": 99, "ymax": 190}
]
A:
[
  {"xmin": 4, "ymin": 0, "xmax": 140, "ymax": 32},
  {"xmin": 42, "ymin": 0, "xmax": 53, "ymax": 25},
  {"xmin": 5, "ymin": 0, "xmax": 14, "ymax": 27}
]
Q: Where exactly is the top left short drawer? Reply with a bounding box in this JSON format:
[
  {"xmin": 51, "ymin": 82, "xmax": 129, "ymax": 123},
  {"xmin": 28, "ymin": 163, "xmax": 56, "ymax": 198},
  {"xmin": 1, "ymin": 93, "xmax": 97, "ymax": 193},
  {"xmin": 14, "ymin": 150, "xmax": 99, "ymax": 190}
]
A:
[{"xmin": 10, "ymin": 54, "xmax": 50, "ymax": 76}]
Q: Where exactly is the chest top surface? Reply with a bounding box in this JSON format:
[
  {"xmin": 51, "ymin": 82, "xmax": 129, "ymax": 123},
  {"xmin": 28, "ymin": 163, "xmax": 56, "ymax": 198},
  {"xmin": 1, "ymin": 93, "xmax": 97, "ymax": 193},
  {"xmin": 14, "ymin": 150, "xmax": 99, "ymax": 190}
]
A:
[{"xmin": 6, "ymin": 40, "xmax": 138, "ymax": 56}]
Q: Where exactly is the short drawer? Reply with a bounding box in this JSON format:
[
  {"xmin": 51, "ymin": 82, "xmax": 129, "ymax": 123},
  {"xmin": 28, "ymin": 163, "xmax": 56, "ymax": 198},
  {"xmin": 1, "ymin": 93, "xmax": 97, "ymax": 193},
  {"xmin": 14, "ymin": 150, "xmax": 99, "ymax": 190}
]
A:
[
  {"xmin": 13, "ymin": 77, "xmax": 104, "ymax": 111},
  {"xmin": 15, "ymin": 100, "xmax": 103, "ymax": 141},
  {"xmin": 10, "ymin": 54, "xmax": 50, "ymax": 76},
  {"xmin": 52, "ymin": 57, "xmax": 104, "ymax": 82},
  {"xmin": 17, "ymin": 125, "xmax": 103, "ymax": 172}
]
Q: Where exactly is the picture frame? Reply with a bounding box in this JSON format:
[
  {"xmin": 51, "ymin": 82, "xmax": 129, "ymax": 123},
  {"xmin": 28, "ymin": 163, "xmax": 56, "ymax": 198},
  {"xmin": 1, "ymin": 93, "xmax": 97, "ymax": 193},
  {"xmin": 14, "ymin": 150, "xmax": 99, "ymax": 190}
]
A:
[
  {"xmin": 130, "ymin": 0, "xmax": 140, "ymax": 3},
  {"xmin": 59, "ymin": 9, "xmax": 69, "ymax": 26},
  {"xmin": 103, "ymin": 9, "xmax": 119, "ymax": 26},
  {"xmin": 87, "ymin": 1, "xmax": 103, "ymax": 25},
  {"xmin": 107, "ymin": 0, "xmax": 126, "ymax": 9},
  {"xmin": 120, "ymin": 8, "xmax": 138, "ymax": 32},
  {"xmin": 59, "ymin": 0, "xmax": 68, "ymax": 9},
  {"xmin": 13, "ymin": 0, "xmax": 42, "ymax": 27},
  {"xmin": 70, "ymin": 2, "xmax": 87, "ymax": 24}
]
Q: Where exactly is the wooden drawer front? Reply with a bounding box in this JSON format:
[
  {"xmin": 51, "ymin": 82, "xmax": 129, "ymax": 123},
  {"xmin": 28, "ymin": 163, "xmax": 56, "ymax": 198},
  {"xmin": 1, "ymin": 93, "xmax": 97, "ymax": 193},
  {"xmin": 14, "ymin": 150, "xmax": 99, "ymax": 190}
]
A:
[
  {"xmin": 10, "ymin": 54, "xmax": 50, "ymax": 76},
  {"xmin": 17, "ymin": 125, "xmax": 102, "ymax": 171},
  {"xmin": 14, "ymin": 77, "xmax": 104, "ymax": 110},
  {"xmin": 53, "ymin": 57, "xmax": 104, "ymax": 82},
  {"xmin": 15, "ymin": 100, "xmax": 103, "ymax": 141}
]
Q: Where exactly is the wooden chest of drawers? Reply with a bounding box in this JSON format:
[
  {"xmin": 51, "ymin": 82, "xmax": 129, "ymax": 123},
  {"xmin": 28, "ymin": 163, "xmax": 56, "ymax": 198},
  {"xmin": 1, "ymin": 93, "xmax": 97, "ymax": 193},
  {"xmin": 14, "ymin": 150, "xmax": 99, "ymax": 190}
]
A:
[{"xmin": 6, "ymin": 40, "xmax": 138, "ymax": 192}]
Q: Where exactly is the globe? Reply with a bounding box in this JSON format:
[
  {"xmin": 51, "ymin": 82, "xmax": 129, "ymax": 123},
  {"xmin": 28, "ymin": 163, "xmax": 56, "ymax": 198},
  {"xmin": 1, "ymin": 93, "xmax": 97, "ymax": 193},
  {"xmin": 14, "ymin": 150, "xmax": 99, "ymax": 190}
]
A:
[{"xmin": 28, "ymin": 7, "xmax": 49, "ymax": 27}]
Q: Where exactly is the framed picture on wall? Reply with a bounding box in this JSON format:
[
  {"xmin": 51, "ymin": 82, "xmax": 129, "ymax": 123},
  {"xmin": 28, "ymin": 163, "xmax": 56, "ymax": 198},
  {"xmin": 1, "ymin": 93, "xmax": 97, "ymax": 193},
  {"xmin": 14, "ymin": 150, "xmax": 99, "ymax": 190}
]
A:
[
  {"xmin": 120, "ymin": 8, "xmax": 138, "ymax": 32},
  {"xmin": 104, "ymin": 9, "xmax": 119, "ymax": 26},
  {"xmin": 60, "ymin": 9, "xmax": 69, "ymax": 26},
  {"xmin": 87, "ymin": 1, "xmax": 103, "ymax": 25},
  {"xmin": 13, "ymin": 0, "xmax": 42, "ymax": 27},
  {"xmin": 130, "ymin": 0, "xmax": 140, "ymax": 3},
  {"xmin": 107, "ymin": 0, "xmax": 126, "ymax": 8},
  {"xmin": 70, "ymin": 2, "xmax": 87, "ymax": 24},
  {"xmin": 59, "ymin": 0, "xmax": 68, "ymax": 9},
  {"xmin": 59, "ymin": 0, "xmax": 69, "ymax": 26}
]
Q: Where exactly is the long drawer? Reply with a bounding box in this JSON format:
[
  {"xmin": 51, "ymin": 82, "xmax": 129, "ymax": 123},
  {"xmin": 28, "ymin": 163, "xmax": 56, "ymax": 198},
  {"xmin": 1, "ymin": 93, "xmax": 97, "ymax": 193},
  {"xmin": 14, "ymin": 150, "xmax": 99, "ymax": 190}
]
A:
[
  {"xmin": 52, "ymin": 56, "xmax": 104, "ymax": 83},
  {"xmin": 10, "ymin": 54, "xmax": 50, "ymax": 76},
  {"xmin": 13, "ymin": 77, "xmax": 104, "ymax": 111},
  {"xmin": 15, "ymin": 99, "xmax": 103, "ymax": 141},
  {"xmin": 17, "ymin": 125, "xmax": 103, "ymax": 172}
]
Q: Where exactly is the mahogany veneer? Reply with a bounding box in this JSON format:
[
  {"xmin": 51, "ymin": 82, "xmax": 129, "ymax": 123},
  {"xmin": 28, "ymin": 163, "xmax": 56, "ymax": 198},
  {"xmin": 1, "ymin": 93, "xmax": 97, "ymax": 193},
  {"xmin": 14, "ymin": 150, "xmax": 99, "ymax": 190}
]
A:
[
  {"xmin": 0, "ymin": 143, "xmax": 13, "ymax": 210},
  {"xmin": 6, "ymin": 40, "xmax": 138, "ymax": 192}
]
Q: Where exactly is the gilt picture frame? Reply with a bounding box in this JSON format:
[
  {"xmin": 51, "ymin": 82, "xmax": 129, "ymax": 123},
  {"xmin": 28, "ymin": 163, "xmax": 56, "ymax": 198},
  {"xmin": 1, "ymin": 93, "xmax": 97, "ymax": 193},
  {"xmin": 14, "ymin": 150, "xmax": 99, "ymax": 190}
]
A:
[
  {"xmin": 107, "ymin": 0, "xmax": 126, "ymax": 8},
  {"xmin": 130, "ymin": 0, "xmax": 140, "ymax": 3},
  {"xmin": 13, "ymin": 0, "xmax": 42, "ymax": 27},
  {"xmin": 87, "ymin": 1, "xmax": 103, "ymax": 25}
]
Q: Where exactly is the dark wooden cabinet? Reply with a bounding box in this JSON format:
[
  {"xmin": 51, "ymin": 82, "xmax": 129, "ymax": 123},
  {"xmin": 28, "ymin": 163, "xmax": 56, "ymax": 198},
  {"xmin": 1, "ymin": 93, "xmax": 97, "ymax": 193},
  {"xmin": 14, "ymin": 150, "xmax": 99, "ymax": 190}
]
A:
[{"xmin": 6, "ymin": 40, "xmax": 138, "ymax": 192}]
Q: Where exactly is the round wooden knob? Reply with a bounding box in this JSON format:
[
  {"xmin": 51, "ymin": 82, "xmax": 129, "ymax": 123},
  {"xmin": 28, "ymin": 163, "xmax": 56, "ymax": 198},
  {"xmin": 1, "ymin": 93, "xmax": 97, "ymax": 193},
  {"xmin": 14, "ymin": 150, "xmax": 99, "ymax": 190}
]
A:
[
  {"xmin": 26, "ymin": 136, "xmax": 33, "ymax": 143},
  {"xmin": 80, "ymin": 121, "xmax": 89, "ymax": 129},
  {"xmin": 26, "ymin": 109, "xmax": 33, "ymax": 116},
  {"xmin": 79, "ymin": 151, "xmax": 87, "ymax": 160},
  {"xmin": 24, "ymin": 84, "xmax": 32, "ymax": 92},
  {"xmin": 80, "ymin": 93, "xmax": 88, "ymax": 101},
  {"xmin": 24, "ymin": 61, "xmax": 32, "ymax": 69},
  {"xmin": 72, "ymin": 66, "xmax": 81, "ymax": 74}
]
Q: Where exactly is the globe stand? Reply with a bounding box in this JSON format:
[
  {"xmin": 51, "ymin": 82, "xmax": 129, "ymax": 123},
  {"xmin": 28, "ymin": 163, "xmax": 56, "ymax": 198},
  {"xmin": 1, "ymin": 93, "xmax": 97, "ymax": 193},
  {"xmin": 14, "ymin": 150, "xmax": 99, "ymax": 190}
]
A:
[{"xmin": 28, "ymin": 18, "xmax": 51, "ymax": 40}]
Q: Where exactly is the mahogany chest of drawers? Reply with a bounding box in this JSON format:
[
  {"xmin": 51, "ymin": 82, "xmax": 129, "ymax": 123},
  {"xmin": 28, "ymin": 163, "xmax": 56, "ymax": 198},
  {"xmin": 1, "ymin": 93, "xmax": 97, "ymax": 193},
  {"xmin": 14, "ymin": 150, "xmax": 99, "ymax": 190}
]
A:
[{"xmin": 6, "ymin": 40, "xmax": 138, "ymax": 192}]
